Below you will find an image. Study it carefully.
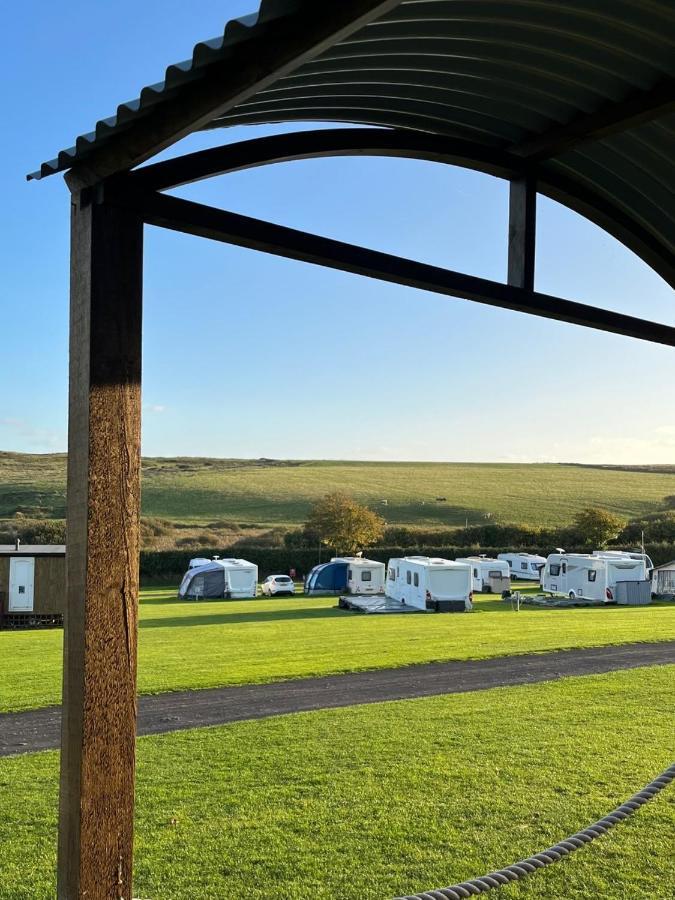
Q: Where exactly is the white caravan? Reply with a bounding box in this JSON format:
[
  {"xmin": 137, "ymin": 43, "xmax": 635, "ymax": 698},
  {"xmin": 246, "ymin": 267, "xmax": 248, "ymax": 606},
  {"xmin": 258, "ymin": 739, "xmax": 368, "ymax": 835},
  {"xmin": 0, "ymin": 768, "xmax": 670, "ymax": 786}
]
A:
[
  {"xmin": 337, "ymin": 557, "xmax": 386, "ymax": 594},
  {"xmin": 188, "ymin": 557, "xmax": 212, "ymax": 569},
  {"xmin": 591, "ymin": 550, "xmax": 654, "ymax": 576},
  {"xmin": 541, "ymin": 553, "xmax": 647, "ymax": 602},
  {"xmin": 386, "ymin": 556, "xmax": 472, "ymax": 611},
  {"xmin": 498, "ymin": 553, "xmax": 547, "ymax": 580},
  {"xmin": 455, "ymin": 557, "xmax": 511, "ymax": 593}
]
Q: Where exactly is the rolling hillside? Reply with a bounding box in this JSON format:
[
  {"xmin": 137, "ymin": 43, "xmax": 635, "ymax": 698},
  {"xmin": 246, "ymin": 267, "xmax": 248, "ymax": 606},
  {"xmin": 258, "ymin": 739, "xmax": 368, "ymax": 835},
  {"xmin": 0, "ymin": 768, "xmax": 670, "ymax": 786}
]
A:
[{"xmin": 2, "ymin": 452, "xmax": 675, "ymax": 528}]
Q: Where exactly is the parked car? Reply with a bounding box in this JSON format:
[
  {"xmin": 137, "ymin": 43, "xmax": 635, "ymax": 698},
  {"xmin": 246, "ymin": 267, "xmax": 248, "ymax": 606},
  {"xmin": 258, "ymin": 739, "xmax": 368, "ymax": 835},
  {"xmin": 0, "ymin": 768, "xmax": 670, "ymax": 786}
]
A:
[{"xmin": 261, "ymin": 574, "xmax": 296, "ymax": 596}]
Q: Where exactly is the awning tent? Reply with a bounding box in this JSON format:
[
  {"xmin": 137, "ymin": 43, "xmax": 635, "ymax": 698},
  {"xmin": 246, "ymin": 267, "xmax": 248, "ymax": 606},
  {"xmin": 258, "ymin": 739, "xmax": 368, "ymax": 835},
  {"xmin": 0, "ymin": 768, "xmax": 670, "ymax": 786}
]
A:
[{"xmin": 30, "ymin": 3, "xmax": 674, "ymax": 897}]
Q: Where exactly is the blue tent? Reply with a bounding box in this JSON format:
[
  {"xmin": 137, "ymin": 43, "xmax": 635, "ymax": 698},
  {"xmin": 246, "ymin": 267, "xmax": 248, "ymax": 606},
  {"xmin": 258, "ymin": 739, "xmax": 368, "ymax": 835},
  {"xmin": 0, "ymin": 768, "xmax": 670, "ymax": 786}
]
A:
[{"xmin": 304, "ymin": 560, "xmax": 349, "ymax": 596}]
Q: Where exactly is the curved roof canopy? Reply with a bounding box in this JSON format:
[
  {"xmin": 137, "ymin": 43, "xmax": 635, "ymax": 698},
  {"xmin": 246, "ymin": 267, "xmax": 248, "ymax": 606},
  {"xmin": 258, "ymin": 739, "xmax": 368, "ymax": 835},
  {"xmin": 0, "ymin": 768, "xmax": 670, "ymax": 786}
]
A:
[{"xmin": 30, "ymin": 0, "xmax": 675, "ymax": 287}]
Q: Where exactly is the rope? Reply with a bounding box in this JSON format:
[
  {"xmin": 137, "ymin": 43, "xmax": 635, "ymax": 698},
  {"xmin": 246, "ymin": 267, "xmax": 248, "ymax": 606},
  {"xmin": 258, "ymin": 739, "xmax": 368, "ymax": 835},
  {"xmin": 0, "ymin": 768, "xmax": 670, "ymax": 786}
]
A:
[{"xmin": 395, "ymin": 762, "xmax": 675, "ymax": 900}]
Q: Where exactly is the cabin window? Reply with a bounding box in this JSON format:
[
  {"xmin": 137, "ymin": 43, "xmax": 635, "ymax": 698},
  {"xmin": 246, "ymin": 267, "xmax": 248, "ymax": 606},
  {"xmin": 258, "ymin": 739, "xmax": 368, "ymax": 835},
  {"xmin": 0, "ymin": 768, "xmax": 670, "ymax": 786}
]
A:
[
  {"xmin": 562, "ymin": 563, "xmax": 567, "ymax": 574},
  {"xmin": 361, "ymin": 570, "xmax": 372, "ymax": 581},
  {"xmin": 506, "ymin": 559, "xmax": 512, "ymax": 568},
  {"xmin": 413, "ymin": 573, "xmax": 419, "ymax": 587},
  {"xmin": 489, "ymin": 570, "xmax": 502, "ymax": 578},
  {"xmin": 348, "ymin": 570, "xmax": 353, "ymax": 580},
  {"xmin": 473, "ymin": 568, "xmax": 478, "ymax": 578},
  {"xmin": 520, "ymin": 562, "xmax": 528, "ymax": 570},
  {"xmin": 388, "ymin": 568, "xmax": 395, "ymax": 581},
  {"xmin": 406, "ymin": 571, "xmax": 411, "ymax": 585},
  {"xmin": 549, "ymin": 564, "xmax": 561, "ymax": 576},
  {"xmin": 588, "ymin": 570, "xmax": 597, "ymax": 582}
]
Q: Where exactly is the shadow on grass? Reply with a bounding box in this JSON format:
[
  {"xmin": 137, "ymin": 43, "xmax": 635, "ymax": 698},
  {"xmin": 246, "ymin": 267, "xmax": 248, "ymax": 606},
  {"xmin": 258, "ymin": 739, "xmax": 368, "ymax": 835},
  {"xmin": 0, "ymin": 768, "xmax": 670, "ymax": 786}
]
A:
[{"xmin": 139, "ymin": 604, "xmax": 350, "ymax": 629}]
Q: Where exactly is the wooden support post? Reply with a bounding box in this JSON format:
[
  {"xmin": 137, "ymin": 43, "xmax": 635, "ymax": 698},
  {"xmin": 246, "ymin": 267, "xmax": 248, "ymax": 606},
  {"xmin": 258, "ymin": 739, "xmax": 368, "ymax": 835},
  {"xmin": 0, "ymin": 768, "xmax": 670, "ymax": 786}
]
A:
[
  {"xmin": 58, "ymin": 187, "xmax": 143, "ymax": 899},
  {"xmin": 507, "ymin": 175, "xmax": 537, "ymax": 291}
]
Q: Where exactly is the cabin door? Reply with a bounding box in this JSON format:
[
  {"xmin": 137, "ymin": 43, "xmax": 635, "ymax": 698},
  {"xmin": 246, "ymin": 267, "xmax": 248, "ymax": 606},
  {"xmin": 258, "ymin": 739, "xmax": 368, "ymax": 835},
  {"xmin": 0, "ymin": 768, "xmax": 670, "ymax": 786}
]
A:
[{"xmin": 9, "ymin": 558, "xmax": 35, "ymax": 612}]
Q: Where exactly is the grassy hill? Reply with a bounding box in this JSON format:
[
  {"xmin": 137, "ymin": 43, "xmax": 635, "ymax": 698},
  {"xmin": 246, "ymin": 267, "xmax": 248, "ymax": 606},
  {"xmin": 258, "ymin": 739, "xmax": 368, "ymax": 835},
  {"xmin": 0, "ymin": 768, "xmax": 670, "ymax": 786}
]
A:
[{"xmin": 2, "ymin": 452, "xmax": 675, "ymax": 529}]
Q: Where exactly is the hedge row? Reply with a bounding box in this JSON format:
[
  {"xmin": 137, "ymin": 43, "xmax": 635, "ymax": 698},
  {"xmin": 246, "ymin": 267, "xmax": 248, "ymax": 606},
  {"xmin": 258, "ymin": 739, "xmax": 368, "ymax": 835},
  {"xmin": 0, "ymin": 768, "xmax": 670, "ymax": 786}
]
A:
[{"xmin": 140, "ymin": 542, "xmax": 675, "ymax": 583}]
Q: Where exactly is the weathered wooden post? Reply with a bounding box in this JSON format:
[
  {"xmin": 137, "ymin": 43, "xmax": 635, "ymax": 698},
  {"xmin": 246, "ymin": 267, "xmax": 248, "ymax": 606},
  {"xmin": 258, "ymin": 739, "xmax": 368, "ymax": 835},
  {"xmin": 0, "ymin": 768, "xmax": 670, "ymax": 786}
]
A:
[{"xmin": 58, "ymin": 182, "xmax": 143, "ymax": 899}]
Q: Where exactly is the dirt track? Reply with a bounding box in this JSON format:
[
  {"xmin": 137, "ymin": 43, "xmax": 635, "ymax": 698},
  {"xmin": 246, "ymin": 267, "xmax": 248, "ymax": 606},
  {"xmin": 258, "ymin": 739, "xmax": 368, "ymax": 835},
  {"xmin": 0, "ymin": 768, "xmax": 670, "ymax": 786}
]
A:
[{"xmin": 1, "ymin": 641, "xmax": 673, "ymax": 757}]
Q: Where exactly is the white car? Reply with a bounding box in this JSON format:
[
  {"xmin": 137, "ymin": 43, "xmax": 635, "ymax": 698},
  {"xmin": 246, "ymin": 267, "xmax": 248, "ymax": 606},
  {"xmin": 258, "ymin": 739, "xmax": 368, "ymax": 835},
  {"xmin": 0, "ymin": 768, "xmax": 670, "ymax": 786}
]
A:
[{"xmin": 260, "ymin": 574, "xmax": 296, "ymax": 596}]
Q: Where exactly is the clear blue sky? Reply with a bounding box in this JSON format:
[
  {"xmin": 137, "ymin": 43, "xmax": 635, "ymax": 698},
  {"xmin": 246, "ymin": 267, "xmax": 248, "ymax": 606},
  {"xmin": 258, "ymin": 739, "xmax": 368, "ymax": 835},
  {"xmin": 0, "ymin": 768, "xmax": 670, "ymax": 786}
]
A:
[{"xmin": 2, "ymin": 1, "xmax": 674, "ymax": 463}]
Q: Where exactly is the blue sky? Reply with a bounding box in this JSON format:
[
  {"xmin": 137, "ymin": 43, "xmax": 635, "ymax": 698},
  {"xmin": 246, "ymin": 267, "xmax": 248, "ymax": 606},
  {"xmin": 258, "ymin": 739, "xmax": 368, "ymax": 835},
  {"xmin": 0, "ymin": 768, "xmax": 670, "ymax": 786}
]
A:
[{"xmin": 2, "ymin": 1, "xmax": 674, "ymax": 463}]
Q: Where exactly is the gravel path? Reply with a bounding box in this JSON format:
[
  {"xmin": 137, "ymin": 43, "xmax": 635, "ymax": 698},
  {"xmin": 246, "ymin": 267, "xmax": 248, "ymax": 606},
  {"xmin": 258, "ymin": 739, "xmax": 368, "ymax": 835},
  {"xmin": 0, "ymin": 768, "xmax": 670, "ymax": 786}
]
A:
[{"xmin": 2, "ymin": 641, "xmax": 673, "ymax": 757}]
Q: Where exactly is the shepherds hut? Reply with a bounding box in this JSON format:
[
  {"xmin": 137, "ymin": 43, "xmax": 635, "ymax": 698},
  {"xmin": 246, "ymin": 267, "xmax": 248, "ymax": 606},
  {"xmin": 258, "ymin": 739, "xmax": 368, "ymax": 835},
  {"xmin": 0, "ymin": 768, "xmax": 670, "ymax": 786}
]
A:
[{"xmin": 0, "ymin": 542, "xmax": 66, "ymax": 629}]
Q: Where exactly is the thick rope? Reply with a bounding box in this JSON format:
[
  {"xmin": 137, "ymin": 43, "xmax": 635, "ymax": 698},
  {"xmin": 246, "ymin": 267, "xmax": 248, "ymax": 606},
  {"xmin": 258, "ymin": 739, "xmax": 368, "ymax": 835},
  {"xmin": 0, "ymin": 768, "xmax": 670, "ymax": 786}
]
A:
[{"xmin": 395, "ymin": 762, "xmax": 675, "ymax": 900}]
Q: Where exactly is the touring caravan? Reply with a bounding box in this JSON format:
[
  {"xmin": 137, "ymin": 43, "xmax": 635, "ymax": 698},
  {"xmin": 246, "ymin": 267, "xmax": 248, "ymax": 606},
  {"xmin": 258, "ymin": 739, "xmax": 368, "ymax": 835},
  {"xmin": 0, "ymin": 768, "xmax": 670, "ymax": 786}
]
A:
[
  {"xmin": 591, "ymin": 550, "xmax": 654, "ymax": 576},
  {"xmin": 498, "ymin": 553, "xmax": 546, "ymax": 580},
  {"xmin": 385, "ymin": 556, "xmax": 472, "ymax": 611},
  {"xmin": 178, "ymin": 558, "xmax": 258, "ymax": 600},
  {"xmin": 188, "ymin": 557, "xmax": 211, "ymax": 569},
  {"xmin": 455, "ymin": 557, "xmax": 510, "ymax": 593},
  {"xmin": 541, "ymin": 553, "xmax": 648, "ymax": 603},
  {"xmin": 305, "ymin": 557, "xmax": 385, "ymax": 596}
]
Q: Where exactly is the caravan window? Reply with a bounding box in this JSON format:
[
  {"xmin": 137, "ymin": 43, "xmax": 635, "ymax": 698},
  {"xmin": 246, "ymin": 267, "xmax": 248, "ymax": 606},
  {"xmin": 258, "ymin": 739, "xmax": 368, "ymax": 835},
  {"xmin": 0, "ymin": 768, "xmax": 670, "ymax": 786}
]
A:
[
  {"xmin": 473, "ymin": 568, "xmax": 478, "ymax": 578},
  {"xmin": 388, "ymin": 568, "xmax": 395, "ymax": 581},
  {"xmin": 413, "ymin": 573, "xmax": 419, "ymax": 587},
  {"xmin": 550, "ymin": 564, "xmax": 560, "ymax": 576},
  {"xmin": 506, "ymin": 559, "xmax": 513, "ymax": 568},
  {"xmin": 406, "ymin": 571, "xmax": 411, "ymax": 585},
  {"xmin": 562, "ymin": 563, "xmax": 567, "ymax": 574},
  {"xmin": 361, "ymin": 570, "xmax": 372, "ymax": 582},
  {"xmin": 588, "ymin": 570, "xmax": 597, "ymax": 582},
  {"xmin": 520, "ymin": 562, "xmax": 528, "ymax": 570},
  {"xmin": 489, "ymin": 570, "xmax": 502, "ymax": 578}
]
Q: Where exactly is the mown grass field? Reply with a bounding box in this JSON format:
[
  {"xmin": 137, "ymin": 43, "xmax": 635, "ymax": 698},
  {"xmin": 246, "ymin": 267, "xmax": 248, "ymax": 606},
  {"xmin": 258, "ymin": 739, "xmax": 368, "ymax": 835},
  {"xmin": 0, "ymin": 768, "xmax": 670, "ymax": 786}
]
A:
[
  {"xmin": 1, "ymin": 666, "xmax": 673, "ymax": 899},
  {"xmin": 2, "ymin": 587, "xmax": 674, "ymax": 713},
  {"xmin": 3, "ymin": 451, "xmax": 675, "ymax": 527}
]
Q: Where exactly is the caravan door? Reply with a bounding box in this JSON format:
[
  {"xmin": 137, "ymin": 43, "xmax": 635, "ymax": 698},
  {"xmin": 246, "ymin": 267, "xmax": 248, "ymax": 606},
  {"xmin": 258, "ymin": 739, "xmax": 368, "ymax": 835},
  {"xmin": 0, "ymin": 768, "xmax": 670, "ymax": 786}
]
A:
[{"xmin": 9, "ymin": 558, "xmax": 35, "ymax": 611}]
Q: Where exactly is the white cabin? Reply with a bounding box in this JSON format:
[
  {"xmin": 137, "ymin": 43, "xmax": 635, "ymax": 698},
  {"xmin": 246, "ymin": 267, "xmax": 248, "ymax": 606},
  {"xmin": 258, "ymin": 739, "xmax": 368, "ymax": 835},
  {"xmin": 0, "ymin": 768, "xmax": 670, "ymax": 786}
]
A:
[
  {"xmin": 334, "ymin": 557, "xmax": 386, "ymax": 595},
  {"xmin": 385, "ymin": 556, "xmax": 472, "ymax": 611},
  {"xmin": 498, "ymin": 552, "xmax": 546, "ymax": 580},
  {"xmin": 455, "ymin": 557, "xmax": 511, "ymax": 593},
  {"xmin": 541, "ymin": 553, "xmax": 648, "ymax": 602}
]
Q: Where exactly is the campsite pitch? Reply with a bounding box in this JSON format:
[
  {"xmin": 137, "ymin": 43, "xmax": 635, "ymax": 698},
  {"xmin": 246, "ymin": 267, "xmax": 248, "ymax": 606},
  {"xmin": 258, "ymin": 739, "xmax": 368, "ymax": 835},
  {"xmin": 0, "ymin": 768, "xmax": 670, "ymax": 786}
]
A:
[
  {"xmin": 1, "ymin": 588, "xmax": 674, "ymax": 713},
  {"xmin": 0, "ymin": 666, "xmax": 672, "ymax": 899}
]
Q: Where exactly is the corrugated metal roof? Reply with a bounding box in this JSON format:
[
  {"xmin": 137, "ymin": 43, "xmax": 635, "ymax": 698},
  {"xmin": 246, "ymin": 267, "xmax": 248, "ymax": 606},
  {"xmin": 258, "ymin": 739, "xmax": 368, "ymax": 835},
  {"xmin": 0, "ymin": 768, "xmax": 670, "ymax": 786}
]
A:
[{"xmin": 30, "ymin": 0, "xmax": 675, "ymax": 285}]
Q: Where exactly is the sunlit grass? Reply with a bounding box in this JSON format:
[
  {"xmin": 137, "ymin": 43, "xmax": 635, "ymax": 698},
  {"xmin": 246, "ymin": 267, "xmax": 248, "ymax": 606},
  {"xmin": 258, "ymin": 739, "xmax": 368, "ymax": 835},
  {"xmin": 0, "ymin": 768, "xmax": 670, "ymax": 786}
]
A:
[
  {"xmin": 1, "ymin": 586, "xmax": 673, "ymax": 713},
  {"xmin": 0, "ymin": 666, "xmax": 673, "ymax": 899}
]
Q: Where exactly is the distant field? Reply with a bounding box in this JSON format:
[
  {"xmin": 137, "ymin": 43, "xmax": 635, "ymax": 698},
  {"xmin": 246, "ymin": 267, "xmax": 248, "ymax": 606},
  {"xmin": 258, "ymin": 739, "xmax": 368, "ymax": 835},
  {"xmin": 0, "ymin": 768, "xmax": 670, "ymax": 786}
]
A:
[{"xmin": 3, "ymin": 452, "xmax": 675, "ymax": 527}]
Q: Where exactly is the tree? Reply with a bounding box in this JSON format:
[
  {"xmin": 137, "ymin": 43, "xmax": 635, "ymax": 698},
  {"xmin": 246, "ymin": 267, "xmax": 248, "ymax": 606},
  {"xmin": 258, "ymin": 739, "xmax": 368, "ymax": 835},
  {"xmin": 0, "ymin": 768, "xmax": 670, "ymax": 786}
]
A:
[
  {"xmin": 573, "ymin": 507, "xmax": 626, "ymax": 547},
  {"xmin": 306, "ymin": 492, "xmax": 385, "ymax": 554}
]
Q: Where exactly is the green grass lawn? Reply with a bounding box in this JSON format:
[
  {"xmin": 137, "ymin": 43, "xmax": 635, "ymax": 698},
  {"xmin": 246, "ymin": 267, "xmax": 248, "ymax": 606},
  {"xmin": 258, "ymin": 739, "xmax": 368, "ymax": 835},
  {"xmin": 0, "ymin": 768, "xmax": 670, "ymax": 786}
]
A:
[
  {"xmin": 0, "ymin": 666, "xmax": 673, "ymax": 899},
  {"xmin": 4, "ymin": 451, "xmax": 675, "ymax": 526},
  {"xmin": 1, "ymin": 587, "xmax": 674, "ymax": 713}
]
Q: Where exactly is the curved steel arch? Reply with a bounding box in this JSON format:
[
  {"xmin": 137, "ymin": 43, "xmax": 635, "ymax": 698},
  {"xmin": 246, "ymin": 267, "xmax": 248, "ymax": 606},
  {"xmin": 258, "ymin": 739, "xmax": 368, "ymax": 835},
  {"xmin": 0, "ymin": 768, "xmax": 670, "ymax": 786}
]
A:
[{"xmin": 128, "ymin": 127, "xmax": 675, "ymax": 287}]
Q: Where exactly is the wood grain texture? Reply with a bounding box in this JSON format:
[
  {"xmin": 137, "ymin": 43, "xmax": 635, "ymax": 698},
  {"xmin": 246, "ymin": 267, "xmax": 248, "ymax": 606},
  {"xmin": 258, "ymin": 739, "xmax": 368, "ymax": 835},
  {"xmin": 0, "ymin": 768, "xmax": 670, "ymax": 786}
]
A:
[{"xmin": 58, "ymin": 192, "xmax": 143, "ymax": 899}]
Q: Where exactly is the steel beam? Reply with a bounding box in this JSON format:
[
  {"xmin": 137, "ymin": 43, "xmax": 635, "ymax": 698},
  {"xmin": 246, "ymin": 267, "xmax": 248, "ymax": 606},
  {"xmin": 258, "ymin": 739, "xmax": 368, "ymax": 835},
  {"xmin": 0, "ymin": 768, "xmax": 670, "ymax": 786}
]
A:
[
  {"xmin": 508, "ymin": 175, "xmax": 537, "ymax": 291},
  {"xmin": 111, "ymin": 188, "xmax": 675, "ymax": 347}
]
